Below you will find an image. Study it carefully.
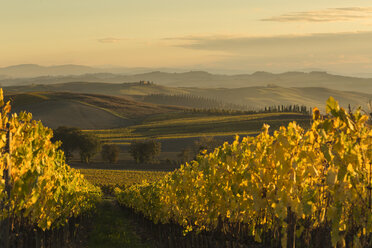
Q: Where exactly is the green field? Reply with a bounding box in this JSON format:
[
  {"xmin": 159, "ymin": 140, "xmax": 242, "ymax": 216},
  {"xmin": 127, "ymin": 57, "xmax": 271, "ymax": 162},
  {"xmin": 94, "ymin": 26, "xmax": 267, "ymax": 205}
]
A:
[
  {"xmin": 87, "ymin": 112, "xmax": 311, "ymax": 143},
  {"xmin": 76, "ymin": 111, "xmax": 312, "ymax": 167}
]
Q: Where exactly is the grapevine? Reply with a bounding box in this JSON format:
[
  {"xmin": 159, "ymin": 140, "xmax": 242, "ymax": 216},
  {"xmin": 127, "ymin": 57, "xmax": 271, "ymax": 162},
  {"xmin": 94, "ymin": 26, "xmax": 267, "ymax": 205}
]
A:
[
  {"xmin": 116, "ymin": 97, "xmax": 371, "ymax": 247},
  {"xmin": 0, "ymin": 89, "xmax": 101, "ymax": 231}
]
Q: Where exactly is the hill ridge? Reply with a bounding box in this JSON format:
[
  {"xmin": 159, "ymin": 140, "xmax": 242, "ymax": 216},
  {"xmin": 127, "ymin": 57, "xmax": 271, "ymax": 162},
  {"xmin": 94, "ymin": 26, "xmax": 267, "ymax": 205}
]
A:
[{"xmin": 1, "ymin": 69, "xmax": 371, "ymax": 93}]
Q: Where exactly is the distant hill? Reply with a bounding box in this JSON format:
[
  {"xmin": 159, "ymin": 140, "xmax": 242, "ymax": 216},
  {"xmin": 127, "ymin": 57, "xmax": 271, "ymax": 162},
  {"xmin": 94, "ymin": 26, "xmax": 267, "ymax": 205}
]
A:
[
  {"xmin": 1, "ymin": 70, "xmax": 371, "ymax": 93},
  {"xmin": 4, "ymin": 82, "xmax": 371, "ymax": 112},
  {"xmin": 143, "ymin": 94, "xmax": 248, "ymax": 110},
  {"xmin": 4, "ymin": 82, "xmax": 189, "ymax": 97},
  {"xmin": 186, "ymin": 86, "xmax": 371, "ymax": 111},
  {"xmin": 0, "ymin": 64, "xmax": 194, "ymax": 78},
  {"xmin": 352, "ymin": 72, "xmax": 372, "ymax": 78},
  {"xmin": 0, "ymin": 64, "xmax": 101, "ymax": 78},
  {"xmin": 5, "ymin": 92, "xmax": 185, "ymax": 129}
]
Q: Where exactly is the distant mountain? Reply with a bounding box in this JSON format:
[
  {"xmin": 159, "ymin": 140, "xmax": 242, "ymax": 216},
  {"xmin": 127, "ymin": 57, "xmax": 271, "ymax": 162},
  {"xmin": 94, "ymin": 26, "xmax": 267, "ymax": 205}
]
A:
[
  {"xmin": 1, "ymin": 70, "xmax": 371, "ymax": 93},
  {"xmin": 0, "ymin": 64, "xmax": 101, "ymax": 78},
  {"xmin": 0, "ymin": 64, "xmax": 193, "ymax": 78}
]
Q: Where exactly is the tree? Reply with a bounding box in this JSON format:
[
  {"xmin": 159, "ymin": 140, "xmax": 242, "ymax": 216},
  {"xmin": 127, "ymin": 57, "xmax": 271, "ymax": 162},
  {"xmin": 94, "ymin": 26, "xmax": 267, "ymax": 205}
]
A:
[
  {"xmin": 101, "ymin": 144, "xmax": 120, "ymax": 163},
  {"xmin": 53, "ymin": 126, "xmax": 102, "ymax": 164},
  {"xmin": 129, "ymin": 139, "xmax": 161, "ymax": 164},
  {"xmin": 52, "ymin": 126, "xmax": 82, "ymax": 162},
  {"xmin": 77, "ymin": 133, "xmax": 101, "ymax": 164}
]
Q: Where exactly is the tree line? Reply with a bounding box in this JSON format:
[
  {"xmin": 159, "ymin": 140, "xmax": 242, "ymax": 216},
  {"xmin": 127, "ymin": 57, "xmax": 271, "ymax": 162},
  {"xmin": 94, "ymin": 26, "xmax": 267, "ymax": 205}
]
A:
[
  {"xmin": 144, "ymin": 93, "xmax": 313, "ymax": 115},
  {"xmin": 263, "ymin": 104, "xmax": 310, "ymax": 113},
  {"xmin": 184, "ymin": 104, "xmax": 312, "ymax": 116},
  {"xmin": 144, "ymin": 94, "xmax": 248, "ymax": 110},
  {"xmin": 53, "ymin": 127, "xmax": 164, "ymax": 165}
]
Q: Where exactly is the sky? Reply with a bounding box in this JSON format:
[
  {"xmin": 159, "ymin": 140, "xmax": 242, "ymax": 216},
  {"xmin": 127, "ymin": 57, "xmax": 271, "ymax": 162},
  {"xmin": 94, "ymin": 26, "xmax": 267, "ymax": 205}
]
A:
[{"xmin": 1, "ymin": 0, "xmax": 372, "ymax": 73}]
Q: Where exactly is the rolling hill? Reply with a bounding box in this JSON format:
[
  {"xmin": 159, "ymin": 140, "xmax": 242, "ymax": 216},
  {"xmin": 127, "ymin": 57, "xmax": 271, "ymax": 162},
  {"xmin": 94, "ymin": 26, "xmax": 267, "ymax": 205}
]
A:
[
  {"xmin": 5, "ymin": 82, "xmax": 371, "ymax": 112},
  {"xmin": 1, "ymin": 70, "xmax": 372, "ymax": 93},
  {"xmin": 186, "ymin": 86, "xmax": 371, "ymax": 111},
  {"xmin": 6, "ymin": 92, "xmax": 185, "ymax": 129},
  {"xmin": 4, "ymin": 82, "xmax": 189, "ymax": 97}
]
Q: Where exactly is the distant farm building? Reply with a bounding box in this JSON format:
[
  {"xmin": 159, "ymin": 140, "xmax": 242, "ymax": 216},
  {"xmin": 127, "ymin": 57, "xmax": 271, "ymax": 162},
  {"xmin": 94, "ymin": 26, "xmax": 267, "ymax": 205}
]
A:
[{"xmin": 139, "ymin": 80, "xmax": 154, "ymax": 85}]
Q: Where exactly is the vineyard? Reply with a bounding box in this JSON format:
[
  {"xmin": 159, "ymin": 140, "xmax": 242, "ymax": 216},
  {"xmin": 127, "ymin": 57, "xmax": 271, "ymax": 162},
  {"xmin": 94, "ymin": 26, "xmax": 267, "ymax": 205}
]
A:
[
  {"xmin": 79, "ymin": 169, "xmax": 167, "ymax": 195},
  {"xmin": 116, "ymin": 97, "xmax": 372, "ymax": 247},
  {"xmin": 1, "ymin": 89, "xmax": 371, "ymax": 248},
  {"xmin": 0, "ymin": 89, "xmax": 102, "ymax": 247}
]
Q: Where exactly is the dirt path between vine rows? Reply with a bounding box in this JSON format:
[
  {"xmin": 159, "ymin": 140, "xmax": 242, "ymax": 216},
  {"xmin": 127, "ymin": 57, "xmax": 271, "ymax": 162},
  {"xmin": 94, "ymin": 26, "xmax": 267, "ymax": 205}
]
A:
[{"xmin": 84, "ymin": 197, "xmax": 152, "ymax": 248}]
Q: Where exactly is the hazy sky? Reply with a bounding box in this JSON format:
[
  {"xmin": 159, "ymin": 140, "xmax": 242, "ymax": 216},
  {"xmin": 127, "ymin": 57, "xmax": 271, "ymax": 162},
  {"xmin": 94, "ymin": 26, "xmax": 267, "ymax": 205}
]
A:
[{"xmin": 1, "ymin": 0, "xmax": 372, "ymax": 73}]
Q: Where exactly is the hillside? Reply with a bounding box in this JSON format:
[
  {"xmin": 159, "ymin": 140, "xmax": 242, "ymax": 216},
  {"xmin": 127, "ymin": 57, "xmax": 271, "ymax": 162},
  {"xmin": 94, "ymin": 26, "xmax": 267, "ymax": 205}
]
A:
[
  {"xmin": 1, "ymin": 70, "xmax": 372, "ymax": 93},
  {"xmin": 6, "ymin": 92, "xmax": 185, "ymax": 129},
  {"xmin": 187, "ymin": 86, "xmax": 372, "ymax": 111},
  {"xmin": 88, "ymin": 112, "xmax": 312, "ymax": 155},
  {"xmin": 5, "ymin": 82, "xmax": 189, "ymax": 97},
  {"xmin": 5, "ymin": 82, "xmax": 371, "ymax": 112}
]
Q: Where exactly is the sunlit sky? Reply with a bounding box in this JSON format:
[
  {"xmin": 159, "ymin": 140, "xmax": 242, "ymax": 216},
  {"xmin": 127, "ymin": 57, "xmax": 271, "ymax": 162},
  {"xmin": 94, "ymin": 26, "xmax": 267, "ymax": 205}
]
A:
[{"xmin": 1, "ymin": 0, "xmax": 372, "ymax": 73}]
